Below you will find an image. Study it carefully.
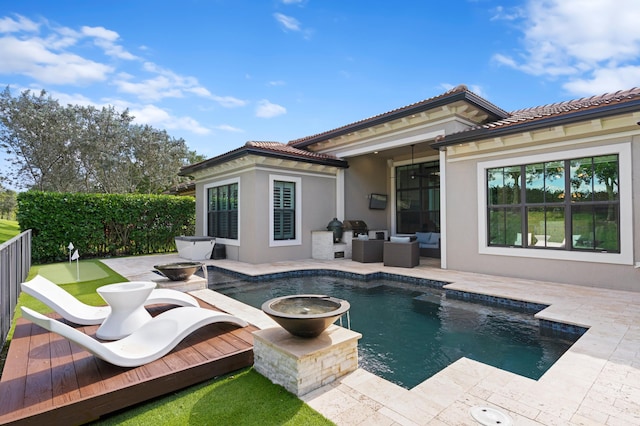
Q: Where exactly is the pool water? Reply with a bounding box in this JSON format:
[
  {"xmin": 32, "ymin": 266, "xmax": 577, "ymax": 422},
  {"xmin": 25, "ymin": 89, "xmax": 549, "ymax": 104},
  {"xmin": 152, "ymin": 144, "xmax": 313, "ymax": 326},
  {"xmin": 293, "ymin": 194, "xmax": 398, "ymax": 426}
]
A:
[{"xmin": 211, "ymin": 273, "xmax": 579, "ymax": 389}]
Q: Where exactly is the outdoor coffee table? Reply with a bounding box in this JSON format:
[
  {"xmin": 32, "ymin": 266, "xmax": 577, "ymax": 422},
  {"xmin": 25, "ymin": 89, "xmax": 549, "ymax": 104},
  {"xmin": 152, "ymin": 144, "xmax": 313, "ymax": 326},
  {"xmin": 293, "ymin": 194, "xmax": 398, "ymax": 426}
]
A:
[{"xmin": 96, "ymin": 281, "xmax": 156, "ymax": 340}]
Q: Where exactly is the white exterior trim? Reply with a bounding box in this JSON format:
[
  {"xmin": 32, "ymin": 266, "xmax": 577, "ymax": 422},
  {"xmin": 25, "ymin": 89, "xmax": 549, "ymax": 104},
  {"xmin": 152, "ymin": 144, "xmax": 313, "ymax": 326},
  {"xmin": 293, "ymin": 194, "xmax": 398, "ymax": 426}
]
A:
[
  {"xmin": 336, "ymin": 169, "xmax": 345, "ymax": 221},
  {"xmin": 476, "ymin": 142, "xmax": 633, "ymax": 265},
  {"xmin": 439, "ymin": 149, "xmax": 448, "ymax": 269},
  {"xmin": 203, "ymin": 177, "xmax": 241, "ymax": 247},
  {"xmin": 269, "ymin": 174, "xmax": 302, "ymax": 247}
]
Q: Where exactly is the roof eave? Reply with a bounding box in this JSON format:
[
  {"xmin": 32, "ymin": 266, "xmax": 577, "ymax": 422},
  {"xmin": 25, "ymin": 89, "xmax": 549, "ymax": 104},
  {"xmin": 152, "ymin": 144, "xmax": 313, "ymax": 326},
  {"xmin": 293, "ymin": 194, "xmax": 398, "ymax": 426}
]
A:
[
  {"xmin": 291, "ymin": 91, "xmax": 509, "ymax": 149},
  {"xmin": 431, "ymin": 100, "xmax": 640, "ymax": 149},
  {"xmin": 179, "ymin": 147, "xmax": 348, "ymax": 176}
]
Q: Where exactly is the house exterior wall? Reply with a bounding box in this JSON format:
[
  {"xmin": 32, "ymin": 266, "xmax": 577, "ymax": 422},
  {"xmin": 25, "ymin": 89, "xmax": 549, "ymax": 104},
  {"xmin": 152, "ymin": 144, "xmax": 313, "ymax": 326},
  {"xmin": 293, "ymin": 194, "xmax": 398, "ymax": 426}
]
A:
[
  {"xmin": 444, "ymin": 135, "xmax": 639, "ymax": 292},
  {"xmin": 343, "ymin": 155, "xmax": 389, "ymax": 230},
  {"xmin": 194, "ymin": 165, "xmax": 337, "ymax": 263}
]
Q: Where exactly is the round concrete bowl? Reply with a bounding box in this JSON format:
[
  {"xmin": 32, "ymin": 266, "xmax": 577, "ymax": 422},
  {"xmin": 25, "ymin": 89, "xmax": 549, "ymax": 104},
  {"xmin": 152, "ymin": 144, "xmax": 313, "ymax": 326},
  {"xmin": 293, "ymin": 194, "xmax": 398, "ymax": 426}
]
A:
[
  {"xmin": 153, "ymin": 262, "xmax": 203, "ymax": 281},
  {"xmin": 261, "ymin": 294, "xmax": 350, "ymax": 338}
]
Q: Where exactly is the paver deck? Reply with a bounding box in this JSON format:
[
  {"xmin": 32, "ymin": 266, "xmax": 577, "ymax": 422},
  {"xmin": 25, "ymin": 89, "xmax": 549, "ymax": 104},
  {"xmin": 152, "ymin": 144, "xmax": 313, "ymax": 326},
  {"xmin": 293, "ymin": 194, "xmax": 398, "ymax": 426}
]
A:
[{"xmin": 103, "ymin": 254, "xmax": 640, "ymax": 425}]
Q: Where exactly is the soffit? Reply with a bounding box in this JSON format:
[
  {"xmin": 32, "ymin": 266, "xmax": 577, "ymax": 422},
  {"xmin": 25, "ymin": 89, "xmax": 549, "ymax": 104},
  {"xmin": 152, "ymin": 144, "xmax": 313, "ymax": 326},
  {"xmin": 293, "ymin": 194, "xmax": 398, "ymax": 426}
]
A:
[
  {"xmin": 188, "ymin": 154, "xmax": 341, "ymax": 182},
  {"xmin": 307, "ymin": 101, "xmax": 487, "ymax": 157},
  {"xmin": 443, "ymin": 111, "xmax": 640, "ymax": 159}
]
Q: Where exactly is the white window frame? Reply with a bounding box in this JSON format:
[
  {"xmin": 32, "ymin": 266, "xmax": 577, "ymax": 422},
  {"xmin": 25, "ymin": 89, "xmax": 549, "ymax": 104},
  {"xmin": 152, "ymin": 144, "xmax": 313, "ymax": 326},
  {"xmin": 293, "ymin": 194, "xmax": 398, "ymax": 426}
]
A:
[
  {"xmin": 269, "ymin": 175, "xmax": 302, "ymax": 247},
  {"xmin": 477, "ymin": 142, "xmax": 633, "ymax": 265},
  {"xmin": 203, "ymin": 177, "xmax": 240, "ymax": 246}
]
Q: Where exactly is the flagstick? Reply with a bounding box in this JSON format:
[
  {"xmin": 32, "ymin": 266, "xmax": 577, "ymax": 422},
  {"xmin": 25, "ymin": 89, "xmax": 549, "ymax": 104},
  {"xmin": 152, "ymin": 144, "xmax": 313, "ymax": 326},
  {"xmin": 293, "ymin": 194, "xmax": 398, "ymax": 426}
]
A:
[{"xmin": 76, "ymin": 258, "xmax": 80, "ymax": 281}]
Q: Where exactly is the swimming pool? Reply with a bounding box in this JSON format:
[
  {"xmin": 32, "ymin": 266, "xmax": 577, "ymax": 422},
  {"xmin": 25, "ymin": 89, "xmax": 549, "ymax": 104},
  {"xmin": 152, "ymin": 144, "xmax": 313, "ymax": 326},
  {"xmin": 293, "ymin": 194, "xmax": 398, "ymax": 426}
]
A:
[{"xmin": 209, "ymin": 271, "xmax": 582, "ymax": 389}]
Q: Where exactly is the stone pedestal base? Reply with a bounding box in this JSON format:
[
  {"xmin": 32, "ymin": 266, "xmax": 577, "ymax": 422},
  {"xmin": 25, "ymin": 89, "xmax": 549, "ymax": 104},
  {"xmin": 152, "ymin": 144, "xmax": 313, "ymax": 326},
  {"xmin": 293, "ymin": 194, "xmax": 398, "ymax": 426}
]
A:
[
  {"xmin": 153, "ymin": 275, "xmax": 207, "ymax": 292},
  {"xmin": 253, "ymin": 325, "xmax": 361, "ymax": 396}
]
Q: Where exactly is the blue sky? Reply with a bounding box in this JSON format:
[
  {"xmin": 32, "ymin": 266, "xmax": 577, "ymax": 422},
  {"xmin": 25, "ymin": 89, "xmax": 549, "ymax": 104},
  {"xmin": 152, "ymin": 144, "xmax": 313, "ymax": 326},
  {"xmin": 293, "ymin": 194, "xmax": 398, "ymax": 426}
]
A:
[{"xmin": 1, "ymin": 0, "xmax": 639, "ymax": 160}]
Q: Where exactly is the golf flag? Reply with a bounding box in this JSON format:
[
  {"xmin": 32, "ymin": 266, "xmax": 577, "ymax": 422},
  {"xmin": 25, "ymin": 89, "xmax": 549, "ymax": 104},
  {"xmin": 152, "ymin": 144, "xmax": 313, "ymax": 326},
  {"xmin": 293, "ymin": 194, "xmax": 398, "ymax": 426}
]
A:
[
  {"xmin": 71, "ymin": 249, "xmax": 80, "ymax": 281},
  {"xmin": 68, "ymin": 242, "xmax": 75, "ymax": 263}
]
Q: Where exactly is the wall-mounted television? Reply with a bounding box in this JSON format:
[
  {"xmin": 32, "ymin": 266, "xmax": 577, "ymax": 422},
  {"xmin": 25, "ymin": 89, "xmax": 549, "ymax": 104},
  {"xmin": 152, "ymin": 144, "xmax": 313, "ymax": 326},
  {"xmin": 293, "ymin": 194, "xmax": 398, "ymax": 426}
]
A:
[{"xmin": 369, "ymin": 193, "xmax": 387, "ymax": 210}]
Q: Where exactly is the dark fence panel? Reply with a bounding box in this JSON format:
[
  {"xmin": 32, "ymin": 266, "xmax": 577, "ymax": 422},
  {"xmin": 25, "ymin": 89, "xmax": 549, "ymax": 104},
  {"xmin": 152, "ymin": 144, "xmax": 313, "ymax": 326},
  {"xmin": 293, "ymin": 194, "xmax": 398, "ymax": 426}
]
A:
[{"xmin": 0, "ymin": 230, "xmax": 31, "ymax": 347}]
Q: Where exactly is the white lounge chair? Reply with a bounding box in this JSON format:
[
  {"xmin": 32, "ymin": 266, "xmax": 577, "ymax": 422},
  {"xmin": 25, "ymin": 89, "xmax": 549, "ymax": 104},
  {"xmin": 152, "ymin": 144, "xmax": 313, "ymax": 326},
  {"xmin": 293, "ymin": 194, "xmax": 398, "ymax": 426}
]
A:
[
  {"xmin": 21, "ymin": 306, "xmax": 248, "ymax": 367},
  {"xmin": 21, "ymin": 275, "xmax": 200, "ymax": 326}
]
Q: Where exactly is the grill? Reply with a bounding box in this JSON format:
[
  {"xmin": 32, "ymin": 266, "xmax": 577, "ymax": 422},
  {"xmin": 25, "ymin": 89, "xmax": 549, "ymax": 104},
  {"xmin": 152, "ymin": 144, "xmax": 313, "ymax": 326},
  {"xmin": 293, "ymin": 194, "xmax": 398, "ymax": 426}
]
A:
[{"xmin": 342, "ymin": 220, "xmax": 368, "ymax": 237}]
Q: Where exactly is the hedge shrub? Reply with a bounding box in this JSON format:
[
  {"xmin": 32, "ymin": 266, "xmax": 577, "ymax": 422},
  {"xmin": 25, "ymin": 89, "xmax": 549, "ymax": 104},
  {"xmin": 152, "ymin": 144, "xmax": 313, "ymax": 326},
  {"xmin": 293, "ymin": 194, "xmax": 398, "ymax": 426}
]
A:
[{"xmin": 17, "ymin": 191, "xmax": 195, "ymax": 264}]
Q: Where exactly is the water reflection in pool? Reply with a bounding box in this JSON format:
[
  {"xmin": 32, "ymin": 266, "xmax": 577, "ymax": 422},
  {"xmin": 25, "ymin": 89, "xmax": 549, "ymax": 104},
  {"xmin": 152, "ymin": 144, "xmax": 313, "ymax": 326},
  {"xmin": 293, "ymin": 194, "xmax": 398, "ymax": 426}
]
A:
[{"xmin": 210, "ymin": 273, "xmax": 579, "ymax": 389}]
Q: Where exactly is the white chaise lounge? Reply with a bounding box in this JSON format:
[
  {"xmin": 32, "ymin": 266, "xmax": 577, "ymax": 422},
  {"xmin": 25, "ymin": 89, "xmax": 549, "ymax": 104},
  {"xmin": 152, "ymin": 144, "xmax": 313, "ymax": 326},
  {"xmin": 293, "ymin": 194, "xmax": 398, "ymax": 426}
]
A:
[
  {"xmin": 21, "ymin": 275, "xmax": 200, "ymax": 326},
  {"xmin": 21, "ymin": 306, "xmax": 248, "ymax": 367}
]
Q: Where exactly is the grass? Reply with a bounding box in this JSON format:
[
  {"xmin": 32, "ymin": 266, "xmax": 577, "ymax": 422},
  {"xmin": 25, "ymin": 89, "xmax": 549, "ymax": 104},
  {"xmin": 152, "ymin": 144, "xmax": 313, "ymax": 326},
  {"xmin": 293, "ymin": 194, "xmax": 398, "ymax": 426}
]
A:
[
  {"xmin": 92, "ymin": 367, "xmax": 331, "ymax": 425},
  {"xmin": 0, "ymin": 219, "xmax": 20, "ymax": 243},
  {"xmin": 3, "ymin": 259, "xmax": 334, "ymax": 425}
]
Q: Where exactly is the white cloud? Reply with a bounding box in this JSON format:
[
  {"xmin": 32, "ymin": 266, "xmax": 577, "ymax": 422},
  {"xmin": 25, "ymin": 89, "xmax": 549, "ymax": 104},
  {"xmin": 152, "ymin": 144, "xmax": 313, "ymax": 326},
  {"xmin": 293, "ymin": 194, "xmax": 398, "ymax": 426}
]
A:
[
  {"xmin": 215, "ymin": 124, "xmax": 244, "ymax": 132},
  {"xmin": 274, "ymin": 13, "xmax": 301, "ymax": 31},
  {"xmin": 130, "ymin": 104, "xmax": 210, "ymax": 135},
  {"xmin": 82, "ymin": 26, "xmax": 137, "ymax": 60},
  {"xmin": 0, "ymin": 14, "xmax": 39, "ymax": 33},
  {"xmin": 255, "ymin": 99, "xmax": 286, "ymax": 118},
  {"xmin": 0, "ymin": 16, "xmax": 139, "ymax": 85},
  {"xmin": 212, "ymin": 95, "xmax": 248, "ymax": 108},
  {"xmin": 114, "ymin": 62, "xmax": 216, "ymax": 101},
  {"xmin": 490, "ymin": 6, "xmax": 523, "ymax": 21},
  {"xmin": 493, "ymin": 0, "xmax": 640, "ymax": 94},
  {"xmin": 563, "ymin": 65, "xmax": 640, "ymax": 96},
  {"xmin": 0, "ymin": 36, "xmax": 113, "ymax": 85}
]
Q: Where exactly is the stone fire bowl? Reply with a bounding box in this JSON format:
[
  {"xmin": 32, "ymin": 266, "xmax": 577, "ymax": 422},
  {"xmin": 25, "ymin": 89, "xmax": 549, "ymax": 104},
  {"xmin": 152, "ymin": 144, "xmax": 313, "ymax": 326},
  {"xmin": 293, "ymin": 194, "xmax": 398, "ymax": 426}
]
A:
[
  {"xmin": 153, "ymin": 262, "xmax": 203, "ymax": 281},
  {"xmin": 261, "ymin": 294, "xmax": 350, "ymax": 338}
]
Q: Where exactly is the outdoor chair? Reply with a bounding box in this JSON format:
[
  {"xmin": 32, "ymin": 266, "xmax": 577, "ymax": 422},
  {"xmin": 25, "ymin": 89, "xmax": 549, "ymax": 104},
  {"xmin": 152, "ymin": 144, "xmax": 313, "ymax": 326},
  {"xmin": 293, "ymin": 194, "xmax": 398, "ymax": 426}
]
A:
[
  {"xmin": 21, "ymin": 306, "xmax": 248, "ymax": 367},
  {"xmin": 383, "ymin": 238, "xmax": 420, "ymax": 268},
  {"xmin": 352, "ymin": 238, "xmax": 384, "ymax": 263},
  {"xmin": 21, "ymin": 275, "xmax": 200, "ymax": 326}
]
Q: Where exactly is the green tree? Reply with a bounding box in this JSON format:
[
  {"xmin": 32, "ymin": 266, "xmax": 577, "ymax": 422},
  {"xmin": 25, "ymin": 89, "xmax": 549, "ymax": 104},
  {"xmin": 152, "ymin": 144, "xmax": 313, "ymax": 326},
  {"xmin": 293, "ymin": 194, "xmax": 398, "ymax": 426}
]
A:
[
  {"xmin": 0, "ymin": 185, "xmax": 17, "ymax": 219},
  {"xmin": 0, "ymin": 86, "xmax": 200, "ymax": 194}
]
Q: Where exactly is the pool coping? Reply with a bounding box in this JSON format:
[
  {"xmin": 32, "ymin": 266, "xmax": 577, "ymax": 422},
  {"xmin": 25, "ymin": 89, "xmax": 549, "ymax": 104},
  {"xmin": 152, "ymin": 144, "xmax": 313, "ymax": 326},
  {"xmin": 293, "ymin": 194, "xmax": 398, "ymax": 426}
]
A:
[{"xmin": 102, "ymin": 254, "xmax": 640, "ymax": 425}]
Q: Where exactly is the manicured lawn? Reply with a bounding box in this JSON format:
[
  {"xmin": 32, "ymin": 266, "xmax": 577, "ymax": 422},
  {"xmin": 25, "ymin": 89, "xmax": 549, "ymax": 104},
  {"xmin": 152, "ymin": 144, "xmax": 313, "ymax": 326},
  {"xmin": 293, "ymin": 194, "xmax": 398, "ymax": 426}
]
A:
[
  {"xmin": 92, "ymin": 367, "xmax": 332, "ymax": 426},
  {"xmin": 4, "ymin": 260, "xmax": 334, "ymax": 425},
  {"xmin": 0, "ymin": 219, "xmax": 20, "ymax": 243}
]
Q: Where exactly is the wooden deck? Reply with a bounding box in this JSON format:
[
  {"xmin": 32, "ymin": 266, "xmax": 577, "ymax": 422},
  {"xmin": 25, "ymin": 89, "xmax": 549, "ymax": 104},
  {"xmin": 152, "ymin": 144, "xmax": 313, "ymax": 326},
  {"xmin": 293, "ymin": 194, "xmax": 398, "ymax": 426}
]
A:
[{"xmin": 0, "ymin": 300, "xmax": 257, "ymax": 425}]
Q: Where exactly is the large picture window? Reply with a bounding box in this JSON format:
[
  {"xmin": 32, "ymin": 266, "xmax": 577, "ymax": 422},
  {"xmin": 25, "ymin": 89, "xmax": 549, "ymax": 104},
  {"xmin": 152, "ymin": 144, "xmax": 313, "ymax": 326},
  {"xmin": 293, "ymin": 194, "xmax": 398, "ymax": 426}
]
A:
[
  {"xmin": 207, "ymin": 182, "xmax": 238, "ymax": 239},
  {"xmin": 487, "ymin": 154, "xmax": 619, "ymax": 253},
  {"xmin": 395, "ymin": 161, "xmax": 440, "ymax": 233}
]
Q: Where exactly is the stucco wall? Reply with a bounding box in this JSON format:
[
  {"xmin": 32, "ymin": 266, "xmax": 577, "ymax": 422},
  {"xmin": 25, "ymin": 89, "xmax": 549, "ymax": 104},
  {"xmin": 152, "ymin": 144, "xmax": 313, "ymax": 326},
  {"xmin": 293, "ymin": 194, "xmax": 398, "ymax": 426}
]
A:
[
  {"xmin": 444, "ymin": 136, "xmax": 640, "ymax": 292},
  {"xmin": 194, "ymin": 165, "xmax": 337, "ymax": 264},
  {"xmin": 343, "ymin": 155, "xmax": 389, "ymax": 230}
]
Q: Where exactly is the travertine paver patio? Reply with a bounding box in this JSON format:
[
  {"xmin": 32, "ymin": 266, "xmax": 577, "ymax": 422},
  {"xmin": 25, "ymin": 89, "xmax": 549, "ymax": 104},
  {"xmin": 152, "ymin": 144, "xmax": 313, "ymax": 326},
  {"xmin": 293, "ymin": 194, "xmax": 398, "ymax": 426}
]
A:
[{"xmin": 103, "ymin": 254, "xmax": 640, "ymax": 425}]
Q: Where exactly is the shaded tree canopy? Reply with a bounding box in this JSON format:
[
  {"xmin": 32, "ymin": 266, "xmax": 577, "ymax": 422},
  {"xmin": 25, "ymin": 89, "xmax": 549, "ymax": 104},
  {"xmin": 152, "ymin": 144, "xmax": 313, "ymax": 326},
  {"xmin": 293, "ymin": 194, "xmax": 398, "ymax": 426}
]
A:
[{"xmin": 0, "ymin": 87, "xmax": 204, "ymax": 193}]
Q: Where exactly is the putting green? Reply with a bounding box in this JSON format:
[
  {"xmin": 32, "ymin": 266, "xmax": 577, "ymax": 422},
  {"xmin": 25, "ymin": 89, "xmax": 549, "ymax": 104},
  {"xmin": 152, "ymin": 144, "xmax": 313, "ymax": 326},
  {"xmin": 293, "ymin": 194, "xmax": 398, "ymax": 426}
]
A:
[{"xmin": 37, "ymin": 261, "xmax": 109, "ymax": 283}]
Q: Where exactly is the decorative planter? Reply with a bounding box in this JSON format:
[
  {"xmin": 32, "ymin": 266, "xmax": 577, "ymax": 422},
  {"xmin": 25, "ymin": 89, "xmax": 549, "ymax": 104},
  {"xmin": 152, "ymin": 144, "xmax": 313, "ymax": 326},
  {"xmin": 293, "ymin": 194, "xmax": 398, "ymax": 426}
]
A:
[
  {"xmin": 261, "ymin": 294, "xmax": 350, "ymax": 338},
  {"xmin": 174, "ymin": 236, "xmax": 215, "ymax": 260},
  {"xmin": 154, "ymin": 262, "xmax": 203, "ymax": 281}
]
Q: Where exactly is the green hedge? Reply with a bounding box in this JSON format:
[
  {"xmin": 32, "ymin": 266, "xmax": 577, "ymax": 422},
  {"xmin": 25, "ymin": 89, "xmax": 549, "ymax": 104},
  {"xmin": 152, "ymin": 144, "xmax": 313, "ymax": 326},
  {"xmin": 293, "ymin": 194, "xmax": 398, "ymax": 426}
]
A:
[{"xmin": 17, "ymin": 192, "xmax": 195, "ymax": 263}]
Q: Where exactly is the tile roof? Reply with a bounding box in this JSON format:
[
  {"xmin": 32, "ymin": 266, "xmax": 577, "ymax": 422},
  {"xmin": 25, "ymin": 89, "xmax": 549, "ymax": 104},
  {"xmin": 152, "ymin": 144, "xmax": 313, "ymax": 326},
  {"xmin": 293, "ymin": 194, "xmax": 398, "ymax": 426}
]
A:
[
  {"xmin": 179, "ymin": 140, "xmax": 348, "ymax": 175},
  {"xmin": 485, "ymin": 87, "xmax": 640, "ymax": 129},
  {"xmin": 434, "ymin": 87, "xmax": 640, "ymax": 145},
  {"xmin": 243, "ymin": 141, "xmax": 345, "ymax": 161},
  {"xmin": 288, "ymin": 84, "xmax": 509, "ymax": 148}
]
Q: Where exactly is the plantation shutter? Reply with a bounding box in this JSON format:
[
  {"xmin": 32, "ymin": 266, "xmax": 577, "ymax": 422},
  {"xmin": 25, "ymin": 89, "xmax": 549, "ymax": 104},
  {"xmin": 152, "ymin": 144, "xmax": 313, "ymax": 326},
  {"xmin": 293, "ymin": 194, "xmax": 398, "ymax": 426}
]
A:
[
  {"xmin": 273, "ymin": 181, "xmax": 295, "ymax": 240},
  {"xmin": 207, "ymin": 183, "xmax": 238, "ymax": 239}
]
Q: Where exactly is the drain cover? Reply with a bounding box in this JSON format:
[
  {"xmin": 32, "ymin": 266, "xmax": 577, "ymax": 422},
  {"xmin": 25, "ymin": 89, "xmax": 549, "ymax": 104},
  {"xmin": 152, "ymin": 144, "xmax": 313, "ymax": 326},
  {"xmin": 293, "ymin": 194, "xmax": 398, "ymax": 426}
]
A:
[{"xmin": 470, "ymin": 406, "xmax": 513, "ymax": 426}]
